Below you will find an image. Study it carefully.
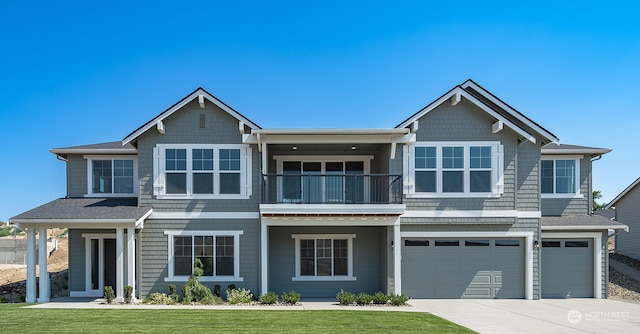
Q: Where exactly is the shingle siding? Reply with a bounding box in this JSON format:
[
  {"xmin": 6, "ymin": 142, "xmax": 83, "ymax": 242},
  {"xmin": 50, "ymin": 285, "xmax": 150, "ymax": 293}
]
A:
[
  {"xmin": 138, "ymin": 219, "xmax": 260, "ymax": 298},
  {"xmin": 541, "ymin": 155, "xmax": 590, "ymax": 216},
  {"xmin": 66, "ymin": 155, "xmax": 87, "ymax": 197},
  {"xmin": 136, "ymin": 99, "xmax": 261, "ymax": 212},
  {"xmin": 615, "ymin": 185, "xmax": 640, "ymax": 259}
]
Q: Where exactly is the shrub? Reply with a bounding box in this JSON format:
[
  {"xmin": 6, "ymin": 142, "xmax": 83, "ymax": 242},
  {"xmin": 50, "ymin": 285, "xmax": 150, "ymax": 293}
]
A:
[
  {"xmin": 388, "ymin": 293, "xmax": 411, "ymax": 306},
  {"xmin": 148, "ymin": 292, "xmax": 175, "ymax": 305},
  {"xmin": 124, "ymin": 285, "xmax": 133, "ymax": 304},
  {"xmin": 227, "ymin": 284, "xmax": 236, "ymax": 291},
  {"xmin": 281, "ymin": 290, "xmax": 301, "ymax": 305},
  {"xmin": 103, "ymin": 286, "xmax": 115, "ymax": 304},
  {"xmin": 181, "ymin": 258, "xmax": 214, "ymax": 303},
  {"xmin": 336, "ymin": 289, "xmax": 355, "ymax": 305},
  {"xmin": 213, "ymin": 284, "xmax": 221, "ymax": 297},
  {"xmin": 200, "ymin": 294, "xmax": 224, "ymax": 305},
  {"xmin": 355, "ymin": 292, "xmax": 373, "ymax": 305},
  {"xmin": 226, "ymin": 288, "xmax": 253, "ymax": 304},
  {"xmin": 0, "ymin": 296, "xmax": 8, "ymax": 303},
  {"xmin": 259, "ymin": 291, "xmax": 279, "ymax": 305},
  {"xmin": 372, "ymin": 291, "xmax": 388, "ymax": 304},
  {"xmin": 168, "ymin": 284, "xmax": 179, "ymax": 301}
]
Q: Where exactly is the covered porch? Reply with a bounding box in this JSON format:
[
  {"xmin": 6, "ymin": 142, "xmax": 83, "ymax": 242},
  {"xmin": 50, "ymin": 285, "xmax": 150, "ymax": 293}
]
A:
[{"xmin": 9, "ymin": 198, "xmax": 151, "ymax": 303}]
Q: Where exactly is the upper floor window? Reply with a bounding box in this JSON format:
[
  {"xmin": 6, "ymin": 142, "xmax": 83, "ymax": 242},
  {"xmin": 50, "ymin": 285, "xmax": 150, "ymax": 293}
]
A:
[
  {"xmin": 85, "ymin": 156, "xmax": 137, "ymax": 197},
  {"xmin": 541, "ymin": 157, "xmax": 582, "ymax": 198},
  {"xmin": 153, "ymin": 144, "xmax": 252, "ymax": 199},
  {"xmin": 406, "ymin": 142, "xmax": 503, "ymax": 198}
]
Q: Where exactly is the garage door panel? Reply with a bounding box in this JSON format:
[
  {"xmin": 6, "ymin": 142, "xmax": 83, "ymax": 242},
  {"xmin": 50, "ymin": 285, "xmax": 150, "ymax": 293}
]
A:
[
  {"xmin": 402, "ymin": 237, "xmax": 525, "ymax": 299},
  {"xmin": 542, "ymin": 239, "xmax": 594, "ymax": 298}
]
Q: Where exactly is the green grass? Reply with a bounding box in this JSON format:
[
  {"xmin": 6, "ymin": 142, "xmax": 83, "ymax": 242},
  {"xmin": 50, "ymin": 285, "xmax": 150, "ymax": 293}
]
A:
[{"xmin": 0, "ymin": 304, "xmax": 474, "ymax": 333}]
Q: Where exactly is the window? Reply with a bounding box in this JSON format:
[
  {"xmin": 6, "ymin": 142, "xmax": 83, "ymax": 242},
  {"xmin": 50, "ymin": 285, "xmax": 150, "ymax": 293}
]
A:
[
  {"xmin": 541, "ymin": 157, "xmax": 581, "ymax": 198},
  {"xmin": 435, "ymin": 240, "xmax": 460, "ymax": 246},
  {"xmin": 465, "ymin": 240, "xmax": 490, "ymax": 246},
  {"xmin": 86, "ymin": 156, "xmax": 137, "ymax": 196},
  {"xmin": 565, "ymin": 240, "xmax": 589, "ymax": 248},
  {"xmin": 154, "ymin": 144, "xmax": 252, "ymax": 199},
  {"xmin": 165, "ymin": 230, "xmax": 243, "ymax": 282},
  {"xmin": 408, "ymin": 142, "xmax": 503, "ymax": 197},
  {"xmin": 495, "ymin": 239, "xmax": 520, "ymax": 247},
  {"xmin": 292, "ymin": 234, "xmax": 356, "ymax": 281},
  {"xmin": 405, "ymin": 240, "xmax": 430, "ymax": 246}
]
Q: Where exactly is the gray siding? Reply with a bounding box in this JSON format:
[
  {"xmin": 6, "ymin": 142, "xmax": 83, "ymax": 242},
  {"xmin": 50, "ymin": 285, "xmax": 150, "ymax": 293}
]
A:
[
  {"xmin": 136, "ymin": 99, "xmax": 261, "ymax": 213},
  {"xmin": 541, "ymin": 155, "xmax": 590, "ymax": 216},
  {"xmin": 138, "ymin": 219, "xmax": 259, "ymax": 298},
  {"xmin": 66, "ymin": 155, "xmax": 87, "ymax": 197},
  {"xmin": 404, "ymin": 99, "xmax": 524, "ymax": 211},
  {"xmin": 268, "ymin": 226, "xmax": 386, "ymax": 297},
  {"xmin": 67, "ymin": 228, "xmax": 116, "ymax": 292},
  {"xmin": 615, "ymin": 184, "xmax": 640, "ymax": 259}
]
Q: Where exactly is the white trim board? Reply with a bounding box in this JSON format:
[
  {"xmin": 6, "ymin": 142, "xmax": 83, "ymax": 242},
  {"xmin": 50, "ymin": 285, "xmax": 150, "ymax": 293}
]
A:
[
  {"xmin": 400, "ymin": 231, "xmax": 534, "ymax": 300},
  {"xmin": 541, "ymin": 232, "xmax": 603, "ymax": 299},
  {"xmin": 401, "ymin": 210, "xmax": 541, "ymax": 218},
  {"xmin": 150, "ymin": 212, "xmax": 260, "ymax": 220}
]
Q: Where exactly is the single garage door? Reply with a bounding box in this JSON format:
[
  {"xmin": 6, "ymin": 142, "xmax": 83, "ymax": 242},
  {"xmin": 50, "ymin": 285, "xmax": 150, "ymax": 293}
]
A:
[
  {"xmin": 541, "ymin": 239, "xmax": 593, "ymax": 298},
  {"xmin": 402, "ymin": 238, "xmax": 525, "ymax": 298}
]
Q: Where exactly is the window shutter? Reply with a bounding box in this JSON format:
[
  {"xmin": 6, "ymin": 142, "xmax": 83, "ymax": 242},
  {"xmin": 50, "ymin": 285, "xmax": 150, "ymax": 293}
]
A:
[
  {"xmin": 240, "ymin": 146, "xmax": 252, "ymax": 197},
  {"xmin": 153, "ymin": 146, "xmax": 165, "ymax": 195},
  {"xmin": 494, "ymin": 144, "xmax": 504, "ymax": 195},
  {"xmin": 403, "ymin": 145, "xmax": 412, "ymax": 194}
]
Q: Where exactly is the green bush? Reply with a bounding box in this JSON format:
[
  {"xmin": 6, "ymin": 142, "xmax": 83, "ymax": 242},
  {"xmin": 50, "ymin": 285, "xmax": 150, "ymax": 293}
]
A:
[
  {"xmin": 213, "ymin": 284, "xmax": 221, "ymax": 297},
  {"xmin": 200, "ymin": 294, "xmax": 224, "ymax": 305},
  {"xmin": 226, "ymin": 288, "xmax": 253, "ymax": 304},
  {"xmin": 168, "ymin": 284, "xmax": 179, "ymax": 301},
  {"xmin": 124, "ymin": 285, "xmax": 133, "ymax": 304},
  {"xmin": 103, "ymin": 286, "xmax": 115, "ymax": 304},
  {"xmin": 281, "ymin": 290, "xmax": 301, "ymax": 305},
  {"xmin": 388, "ymin": 293, "xmax": 411, "ymax": 306},
  {"xmin": 181, "ymin": 259, "xmax": 214, "ymax": 303},
  {"xmin": 259, "ymin": 291, "xmax": 279, "ymax": 305},
  {"xmin": 336, "ymin": 289, "xmax": 355, "ymax": 305},
  {"xmin": 355, "ymin": 292, "xmax": 373, "ymax": 305},
  {"xmin": 372, "ymin": 291, "xmax": 388, "ymax": 304},
  {"xmin": 227, "ymin": 284, "xmax": 236, "ymax": 291},
  {"xmin": 0, "ymin": 296, "xmax": 8, "ymax": 303},
  {"xmin": 148, "ymin": 292, "xmax": 175, "ymax": 305}
]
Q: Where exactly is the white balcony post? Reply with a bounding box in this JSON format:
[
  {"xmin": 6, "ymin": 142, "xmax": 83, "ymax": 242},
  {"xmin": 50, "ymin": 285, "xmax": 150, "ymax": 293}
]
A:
[
  {"xmin": 126, "ymin": 227, "xmax": 136, "ymax": 301},
  {"xmin": 115, "ymin": 227, "xmax": 124, "ymax": 302},
  {"xmin": 37, "ymin": 228, "xmax": 49, "ymax": 302},
  {"xmin": 26, "ymin": 228, "xmax": 36, "ymax": 302}
]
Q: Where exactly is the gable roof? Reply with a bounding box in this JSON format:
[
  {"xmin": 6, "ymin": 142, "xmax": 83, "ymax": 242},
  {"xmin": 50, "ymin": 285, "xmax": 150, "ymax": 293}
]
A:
[
  {"xmin": 122, "ymin": 87, "xmax": 261, "ymax": 145},
  {"xmin": 396, "ymin": 79, "xmax": 559, "ymax": 145},
  {"xmin": 607, "ymin": 177, "xmax": 640, "ymax": 208},
  {"xmin": 542, "ymin": 143, "xmax": 611, "ymax": 158}
]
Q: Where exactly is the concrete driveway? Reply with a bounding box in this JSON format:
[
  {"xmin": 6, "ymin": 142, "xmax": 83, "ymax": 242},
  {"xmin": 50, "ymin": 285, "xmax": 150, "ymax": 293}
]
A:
[{"xmin": 410, "ymin": 299, "xmax": 640, "ymax": 333}]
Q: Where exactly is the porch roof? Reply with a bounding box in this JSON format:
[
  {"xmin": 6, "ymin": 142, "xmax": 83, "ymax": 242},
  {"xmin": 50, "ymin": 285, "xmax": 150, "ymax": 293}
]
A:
[
  {"xmin": 9, "ymin": 198, "xmax": 152, "ymax": 228},
  {"xmin": 541, "ymin": 215, "xmax": 628, "ymax": 231}
]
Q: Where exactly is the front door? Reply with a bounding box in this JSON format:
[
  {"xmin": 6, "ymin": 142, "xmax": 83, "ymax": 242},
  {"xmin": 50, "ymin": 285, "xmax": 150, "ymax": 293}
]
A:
[
  {"xmin": 87, "ymin": 237, "xmax": 117, "ymax": 296},
  {"xmin": 103, "ymin": 239, "xmax": 117, "ymax": 292}
]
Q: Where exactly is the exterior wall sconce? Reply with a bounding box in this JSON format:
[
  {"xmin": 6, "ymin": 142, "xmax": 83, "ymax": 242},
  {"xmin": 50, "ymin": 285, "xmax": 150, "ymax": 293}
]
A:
[
  {"xmin": 292, "ymin": 146, "xmax": 298, "ymax": 150},
  {"xmin": 351, "ymin": 146, "xmax": 357, "ymax": 150},
  {"xmin": 391, "ymin": 240, "xmax": 394, "ymax": 250},
  {"xmin": 533, "ymin": 240, "xmax": 540, "ymax": 250}
]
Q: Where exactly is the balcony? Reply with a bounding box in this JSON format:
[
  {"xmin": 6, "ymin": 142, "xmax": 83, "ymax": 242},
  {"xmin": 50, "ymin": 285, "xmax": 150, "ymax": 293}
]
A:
[{"xmin": 262, "ymin": 174, "xmax": 403, "ymax": 205}]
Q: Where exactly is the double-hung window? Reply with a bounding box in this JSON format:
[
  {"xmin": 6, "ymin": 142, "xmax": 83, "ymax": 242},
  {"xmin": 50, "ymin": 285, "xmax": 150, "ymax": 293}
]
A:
[
  {"xmin": 85, "ymin": 156, "xmax": 137, "ymax": 196},
  {"xmin": 165, "ymin": 230, "xmax": 243, "ymax": 282},
  {"xmin": 292, "ymin": 234, "xmax": 356, "ymax": 281},
  {"xmin": 408, "ymin": 142, "xmax": 503, "ymax": 197},
  {"xmin": 541, "ymin": 156, "xmax": 582, "ymax": 198},
  {"xmin": 154, "ymin": 144, "xmax": 251, "ymax": 199}
]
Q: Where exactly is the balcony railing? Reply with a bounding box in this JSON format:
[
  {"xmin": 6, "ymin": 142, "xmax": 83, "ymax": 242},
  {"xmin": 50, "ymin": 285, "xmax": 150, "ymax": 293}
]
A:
[{"xmin": 262, "ymin": 174, "xmax": 403, "ymax": 204}]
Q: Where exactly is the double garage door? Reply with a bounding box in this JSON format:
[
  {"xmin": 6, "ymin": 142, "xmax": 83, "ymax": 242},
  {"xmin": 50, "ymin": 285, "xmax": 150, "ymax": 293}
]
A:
[
  {"xmin": 402, "ymin": 238, "xmax": 525, "ymax": 298},
  {"xmin": 541, "ymin": 239, "xmax": 594, "ymax": 298}
]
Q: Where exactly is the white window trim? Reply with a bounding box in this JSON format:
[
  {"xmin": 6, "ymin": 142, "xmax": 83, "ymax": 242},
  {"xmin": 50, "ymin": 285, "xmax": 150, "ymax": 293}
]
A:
[
  {"xmin": 404, "ymin": 141, "xmax": 504, "ymax": 198},
  {"xmin": 291, "ymin": 233, "xmax": 356, "ymax": 281},
  {"xmin": 164, "ymin": 230, "xmax": 243, "ymax": 282},
  {"xmin": 153, "ymin": 144, "xmax": 252, "ymax": 200},
  {"xmin": 85, "ymin": 155, "xmax": 138, "ymax": 197},
  {"xmin": 540, "ymin": 155, "xmax": 583, "ymax": 199}
]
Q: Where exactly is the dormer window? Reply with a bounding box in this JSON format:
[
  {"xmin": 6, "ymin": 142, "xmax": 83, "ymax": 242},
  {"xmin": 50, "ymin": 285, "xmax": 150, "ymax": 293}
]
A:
[{"xmin": 85, "ymin": 156, "xmax": 137, "ymax": 197}]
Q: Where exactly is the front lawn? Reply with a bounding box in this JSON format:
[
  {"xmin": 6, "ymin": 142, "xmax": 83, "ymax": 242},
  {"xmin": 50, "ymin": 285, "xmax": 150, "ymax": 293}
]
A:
[{"xmin": 0, "ymin": 304, "xmax": 474, "ymax": 333}]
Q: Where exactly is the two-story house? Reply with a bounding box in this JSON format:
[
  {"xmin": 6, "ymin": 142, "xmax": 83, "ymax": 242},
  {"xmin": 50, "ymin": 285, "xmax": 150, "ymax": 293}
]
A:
[{"xmin": 10, "ymin": 80, "xmax": 627, "ymax": 302}]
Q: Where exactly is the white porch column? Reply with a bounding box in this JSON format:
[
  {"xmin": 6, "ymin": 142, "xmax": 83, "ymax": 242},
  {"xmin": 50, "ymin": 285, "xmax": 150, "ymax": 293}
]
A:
[
  {"xmin": 393, "ymin": 221, "xmax": 401, "ymax": 294},
  {"xmin": 260, "ymin": 222, "xmax": 268, "ymax": 295},
  {"xmin": 115, "ymin": 227, "xmax": 124, "ymax": 302},
  {"xmin": 126, "ymin": 227, "xmax": 136, "ymax": 300},
  {"xmin": 37, "ymin": 228, "xmax": 49, "ymax": 302},
  {"xmin": 26, "ymin": 228, "xmax": 37, "ymax": 303}
]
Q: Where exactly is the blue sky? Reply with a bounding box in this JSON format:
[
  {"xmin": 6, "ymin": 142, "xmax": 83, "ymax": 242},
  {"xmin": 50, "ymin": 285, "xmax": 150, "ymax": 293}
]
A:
[{"xmin": 1, "ymin": 1, "xmax": 638, "ymax": 222}]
